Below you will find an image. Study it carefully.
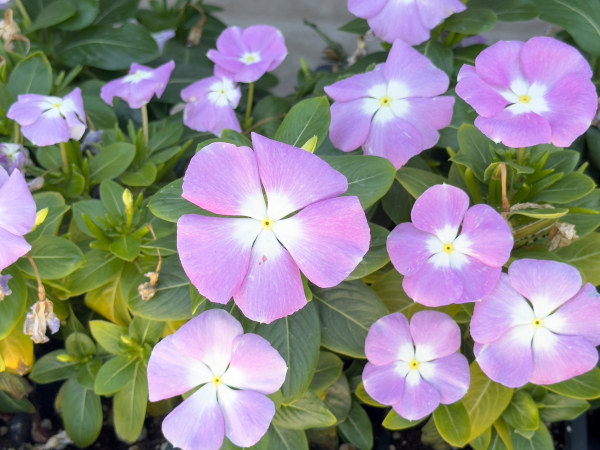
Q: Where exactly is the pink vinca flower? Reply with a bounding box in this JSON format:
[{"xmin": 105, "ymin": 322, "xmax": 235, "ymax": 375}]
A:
[
  {"xmin": 207, "ymin": 25, "xmax": 287, "ymax": 83},
  {"xmin": 349, "ymin": 0, "xmax": 465, "ymax": 45},
  {"xmin": 148, "ymin": 309, "xmax": 287, "ymax": 450},
  {"xmin": 0, "ymin": 167, "xmax": 36, "ymax": 271},
  {"xmin": 0, "ymin": 143, "xmax": 29, "ymax": 174},
  {"xmin": 387, "ymin": 184, "xmax": 513, "ymax": 307},
  {"xmin": 472, "ymin": 259, "xmax": 600, "ymax": 388},
  {"xmin": 100, "ymin": 60, "xmax": 175, "ymax": 109},
  {"xmin": 364, "ymin": 311, "xmax": 470, "ymax": 421},
  {"xmin": 456, "ymin": 37, "xmax": 598, "ymax": 148},
  {"xmin": 177, "ymin": 133, "xmax": 370, "ymax": 323},
  {"xmin": 324, "ymin": 39, "xmax": 454, "ymax": 170},
  {"xmin": 7, "ymin": 88, "xmax": 86, "ymax": 147},
  {"xmin": 181, "ymin": 76, "xmax": 241, "ymax": 136}
]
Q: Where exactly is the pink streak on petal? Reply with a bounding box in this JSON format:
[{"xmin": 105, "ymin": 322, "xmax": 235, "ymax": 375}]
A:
[
  {"xmin": 0, "ymin": 228, "xmax": 31, "ymax": 271},
  {"xmin": 221, "ymin": 333, "xmax": 287, "ymax": 394},
  {"xmin": 475, "ymin": 325, "xmax": 534, "ymax": 388},
  {"xmin": 324, "ymin": 68, "xmax": 386, "ymax": 102},
  {"xmin": 508, "ymin": 259, "xmax": 582, "ymax": 318},
  {"xmin": 21, "ymin": 111, "xmax": 70, "ymax": 146},
  {"xmin": 471, "ymin": 274, "xmax": 534, "ymax": 344},
  {"xmin": 162, "ymin": 384, "xmax": 225, "ymax": 450},
  {"xmin": 0, "ymin": 169, "xmax": 36, "ymax": 236},
  {"xmin": 411, "ymin": 184, "xmax": 469, "ymax": 240},
  {"xmin": 402, "ymin": 260, "xmax": 463, "ymax": 307},
  {"xmin": 475, "ymin": 110, "xmax": 552, "ymax": 148},
  {"xmin": 451, "ymin": 256, "xmax": 502, "ymax": 303},
  {"xmin": 251, "ymin": 133, "xmax": 348, "ymax": 220},
  {"xmin": 411, "ymin": 311, "xmax": 461, "ymax": 360},
  {"xmin": 544, "ymin": 284, "xmax": 600, "ymax": 346},
  {"xmin": 416, "ymin": 0, "xmax": 466, "ymax": 29},
  {"xmin": 234, "ymin": 230, "xmax": 306, "ymax": 324},
  {"xmin": 387, "ymin": 222, "xmax": 436, "ymax": 277},
  {"xmin": 456, "ymin": 65, "xmax": 509, "ymax": 117},
  {"xmin": 329, "ymin": 99, "xmax": 376, "ymax": 151},
  {"xmin": 403, "ymin": 97, "xmax": 455, "ymax": 149},
  {"xmin": 457, "ymin": 204, "xmax": 513, "ymax": 267},
  {"xmin": 365, "ymin": 313, "xmax": 414, "ymax": 365},
  {"xmin": 363, "ymin": 361, "xmax": 407, "ymax": 405},
  {"xmin": 520, "ymin": 36, "xmax": 593, "ymax": 87},
  {"xmin": 474, "ymin": 40, "xmax": 524, "ymax": 89},
  {"xmin": 418, "ymin": 353, "xmax": 470, "ymax": 404},
  {"xmin": 394, "ymin": 370, "xmax": 440, "ymax": 421},
  {"xmin": 272, "ymin": 196, "xmax": 370, "ymax": 288},
  {"xmin": 368, "ymin": 2, "xmax": 430, "ymax": 45},
  {"xmin": 384, "ymin": 40, "xmax": 450, "ymax": 96},
  {"xmin": 531, "ymin": 328, "xmax": 599, "ymax": 385},
  {"xmin": 177, "ymin": 215, "xmax": 260, "ymax": 305},
  {"xmin": 182, "ymin": 142, "xmax": 266, "ymax": 218},
  {"xmin": 218, "ymin": 385, "xmax": 275, "ymax": 448},
  {"xmin": 348, "ymin": 0, "xmax": 387, "ymax": 18}
]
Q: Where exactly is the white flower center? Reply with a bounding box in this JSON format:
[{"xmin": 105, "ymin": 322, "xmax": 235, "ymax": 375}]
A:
[
  {"xmin": 240, "ymin": 51, "xmax": 261, "ymax": 65},
  {"xmin": 123, "ymin": 70, "xmax": 154, "ymax": 84},
  {"xmin": 207, "ymin": 79, "xmax": 239, "ymax": 107},
  {"xmin": 502, "ymin": 78, "xmax": 549, "ymax": 115},
  {"xmin": 367, "ymin": 81, "xmax": 411, "ymax": 124}
]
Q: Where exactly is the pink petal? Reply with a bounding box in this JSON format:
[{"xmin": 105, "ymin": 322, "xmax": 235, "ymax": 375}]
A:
[
  {"xmin": 411, "ymin": 311, "xmax": 461, "ymax": 361},
  {"xmin": 416, "ymin": 0, "xmax": 466, "ymax": 29},
  {"xmin": 324, "ymin": 68, "xmax": 386, "ymax": 102},
  {"xmin": 162, "ymin": 384, "xmax": 225, "ymax": 450},
  {"xmin": 368, "ymin": 2, "xmax": 430, "ymax": 45},
  {"xmin": 244, "ymin": 25, "xmax": 286, "ymax": 70},
  {"xmin": 403, "ymin": 97, "xmax": 455, "ymax": 149},
  {"xmin": 207, "ymin": 50, "xmax": 244, "ymax": 77},
  {"xmin": 508, "ymin": 259, "xmax": 582, "ymax": 318},
  {"xmin": 387, "ymin": 222, "xmax": 436, "ymax": 277},
  {"xmin": 348, "ymin": 0, "xmax": 387, "ymax": 18},
  {"xmin": 411, "ymin": 184, "xmax": 469, "ymax": 241},
  {"xmin": 7, "ymin": 99, "xmax": 45, "ymax": 126},
  {"xmin": 221, "ymin": 333, "xmax": 287, "ymax": 394},
  {"xmin": 251, "ymin": 133, "xmax": 348, "ymax": 220},
  {"xmin": 233, "ymin": 230, "xmax": 306, "ymax": 324},
  {"xmin": 124, "ymin": 78, "xmax": 164, "ymax": 108},
  {"xmin": 100, "ymin": 78, "xmax": 131, "ymax": 107},
  {"xmin": 456, "ymin": 65, "xmax": 509, "ymax": 117},
  {"xmin": 520, "ymin": 36, "xmax": 593, "ymax": 87},
  {"xmin": 216, "ymin": 26, "xmax": 246, "ymax": 56},
  {"xmin": 21, "ymin": 111, "xmax": 70, "ymax": 146},
  {"xmin": 183, "ymin": 99, "xmax": 241, "ymax": 136},
  {"xmin": 150, "ymin": 60, "xmax": 175, "ymax": 98},
  {"xmin": 363, "ymin": 361, "xmax": 408, "ymax": 405},
  {"xmin": 451, "ymin": 255, "xmax": 503, "ymax": 302},
  {"xmin": 384, "ymin": 40, "xmax": 450, "ymax": 96},
  {"xmin": 418, "ymin": 353, "xmax": 470, "ymax": 404},
  {"xmin": 0, "ymin": 228, "xmax": 31, "ymax": 271},
  {"xmin": 475, "ymin": 40, "xmax": 524, "ymax": 89},
  {"xmin": 471, "ymin": 274, "xmax": 535, "ymax": 344},
  {"xmin": 272, "ymin": 196, "xmax": 370, "ymax": 288},
  {"xmin": 475, "ymin": 109, "xmax": 552, "ymax": 148},
  {"xmin": 177, "ymin": 215, "xmax": 261, "ymax": 305},
  {"xmin": 530, "ymin": 328, "xmax": 599, "ymax": 385},
  {"xmin": 365, "ymin": 313, "xmax": 415, "ymax": 365},
  {"xmin": 0, "ymin": 169, "xmax": 36, "ymax": 236},
  {"xmin": 182, "ymin": 142, "xmax": 266, "ymax": 218},
  {"xmin": 232, "ymin": 60, "xmax": 273, "ymax": 83},
  {"xmin": 402, "ymin": 259, "xmax": 463, "ymax": 307},
  {"xmin": 63, "ymin": 87, "xmax": 86, "ymax": 120},
  {"xmin": 394, "ymin": 370, "xmax": 440, "ymax": 420},
  {"xmin": 329, "ymin": 99, "xmax": 377, "ymax": 151},
  {"xmin": 217, "ymin": 385, "xmax": 276, "ymax": 448},
  {"xmin": 475, "ymin": 325, "xmax": 534, "ymax": 388},
  {"xmin": 181, "ymin": 77, "xmax": 216, "ymax": 101}
]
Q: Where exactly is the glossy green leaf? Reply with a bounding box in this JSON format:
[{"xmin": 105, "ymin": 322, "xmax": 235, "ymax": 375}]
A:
[
  {"xmin": 60, "ymin": 0, "xmax": 99, "ymax": 30},
  {"xmin": 545, "ymin": 367, "xmax": 600, "ymax": 399},
  {"xmin": 338, "ymin": 401, "xmax": 373, "ymax": 450},
  {"xmin": 502, "ymin": 390, "xmax": 540, "ymax": 432},
  {"xmin": 148, "ymin": 179, "xmax": 206, "ymax": 223},
  {"xmin": 468, "ymin": 0, "xmax": 539, "ymax": 21},
  {"xmin": 274, "ymin": 96, "xmax": 330, "ymax": 149},
  {"xmin": 453, "ymin": 124, "xmax": 496, "ymax": 181},
  {"xmin": 62, "ymin": 378, "xmax": 103, "ymax": 447},
  {"xmin": 512, "ymin": 422, "xmax": 553, "ymax": 450},
  {"xmin": 128, "ymin": 316, "xmax": 163, "ymax": 345},
  {"xmin": 89, "ymin": 143, "xmax": 136, "ymax": 184},
  {"xmin": 120, "ymin": 161, "xmax": 157, "ymax": 187},
  {"xmin": 89, "ymin": 320, "xmax": 127, "ymax": 355},
  {"xmin": 396, "ymin": 167, "xmax": 447, "ymax": 199},
  {"xmin": 309, "ymin": 351, "xmax": 343, "ymax": 393},
  {"xmin": 94, "ymin": 356, "xmax": 136, "ymax": 395},
  {"xmin": 444, "ymin": 8, "xmax": 497, "ymax": 34},
  {"xmin": 270, "ymin": 425, "xmax": 308, "ymax": 450},
  {"xmin": 382, "ymin": 409, "xmax": 425, "ymax": 430},
  {"xmin": 433, "ymin": 402, "xmax": 471, "ymax": 447},
  {"xmin": 554, "ymin": 232, "xmax": 600, "ymax": 284},
  {"xmin": 110, "ymin": 235, "xmax": 142, "ymax": 261},
  {"xmin": 324, "ymin": 374, "xmax": 351, "ymax": 422},
  {"xmin": 94, "ymin": 0, "xmax": 139, "ymax": 25},
  {"xmin": 274, "ymin": 391, "xmax": 337, "ymax": 430},
  {"xmin": 338, "ymin": 18, "xmax": 370, "ymax": 34},
  {"xmin": 16, "ymin": 236, "xmax": 83, "ymax": 280},
  {"xmin": 28, "ymin": 192, "xmax": 70, "ymax": 241},
  {"xmin": 65, "ymin": 332, "xmax": 96, "ymax": 358},
  {"xmin": 0, "ymin": 391, "xmax": 34, "ymax": 413},
  {"xmin": 29, "ymin": 350, "xmax": 78, "ymax": 384},
  {"xmin": 532, "ymin": 172, "xmax": 596, "ymax": 204},
  {"xmin": 539, "ymin": 392, "xmax": 589, "ymax": 422},
  {"xmin": 28, "ymin": 0, "xmax": 76, "ymax": 31},
  {"xmin": 348, "ymin": 223, "xmax": 390, "ymax": 280},
  {"xmin": 416, "ymin": 41, "xmax": 453, "ymax": 76},
  {"xmin": 113, "ymin": 362, "xmax": 148, "ymax": 442},
  {"xmin": 0, "ymin": 267, "xmax": 27, "ymax": 340},
  {"xmin": 7, "ymin": 52, "xmax": 53, "ymax": 96}
]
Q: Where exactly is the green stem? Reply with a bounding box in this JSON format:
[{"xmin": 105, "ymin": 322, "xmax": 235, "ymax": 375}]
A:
[
  {"xmin": 14, "ymin": 0, "xmax": 32, "ymax": 28},
  {"xmin": 141, "ymin": 103, "xmax": 149, "ymax": 147},
  {"xmin": 244, "ymin": 82, "xmax": 255, "ymax": 130},
  {"xmin": 59, "ymin": 142, "xmax": 70, "ymax": 175},
  {"xmin": 13, "ymin": 122, "xmax": 21, "ymax": 145}
]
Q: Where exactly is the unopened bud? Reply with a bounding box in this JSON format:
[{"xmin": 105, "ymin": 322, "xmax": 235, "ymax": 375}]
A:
[
  {"xmin": 301, "ymin": 136, "xmax": 318, "ymax": 153},
  {"xmin": 32, "ymin": 208, "xmax": 48, "ymax": 231},
  {"xmin": 122, "ymin": 189, "xmax": 134, "ymax": 211},
  {"xmin": 56, "ymin": 353, "xmax": 75, "ymax": 363},
  {"xmin": 120, "ymin": 335, "xmax": 137, "ymax": 348}
]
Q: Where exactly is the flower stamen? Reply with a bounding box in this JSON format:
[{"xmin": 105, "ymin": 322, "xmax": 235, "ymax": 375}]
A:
[
  {"xmin": 409, "ymin": 359, "xmax": 420, "ymax": 371},
  {"xmin": 443, "ymin": 243, "xmax": 454, "ymax": 254}
]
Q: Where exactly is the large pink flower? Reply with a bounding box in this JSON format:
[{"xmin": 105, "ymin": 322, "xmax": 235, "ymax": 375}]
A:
[
  {"xmin": 324, "ymin": 39, "xmax": 454, "ymax": 169},
  {"xmin": 363, "ymin": 311, "xmax": 470, "ymax": 421},
  {"xmin": 348, "ymin": 0, "xmax": 466, "ymax": 45},
  {"xmin": 387, "ymin": 184, "xmax": 513, "ymax": 307},
  {"xmin": 148, "ymin": 309, "xmax": 287, "ymax": 450},
  {"xmin": 177, "ymin": 133, "xmax": 370, "ymax": 323},
  {"xmin": 456, "ymin": 37, "xmax": 598, "ymax": 148},
  {"xmin": 472, "ymin": 259, "xmax": 600, "ymax": 388}
]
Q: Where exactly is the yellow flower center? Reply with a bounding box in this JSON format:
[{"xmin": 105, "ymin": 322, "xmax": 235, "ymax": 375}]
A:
[
  {"xmin": 409, "ymin": 359, "xmax": 420, "ymax": 370},
  {"xmin": 518, "ymin": 94, "xmax": 532, "ymax": 104},
  {"xmin": 533, "ymin": 318, "xmax": 543, "ymax": 328},
  {"xmin": 443, "ymin": 243, "xmax": 454, "ymax": 254},
  {"xmin": 53, "ymin": 102, "xmax": 62, "ymax": 108},
  {"xmin": 380, "ymin": 96, "xmax": 392, "ymax": 107},
  {"xmin": 262, "ymin": 218, "xmax": 273, "ymax": 229},
  {"xmin": 212, "ymin": 376, "xmax": 222, "ymax": 386}
]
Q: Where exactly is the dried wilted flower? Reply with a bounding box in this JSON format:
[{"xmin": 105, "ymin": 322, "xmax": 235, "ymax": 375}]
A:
[
  {"xmin": 0, "ymin": 274, "xmax": 11, "ymax": 301},
  {"xmin": 23, "ymin": 298, "xmax": 60, "ymax": 344},
  {"xmin": 0, "ymin": 9, "xmax": 29, "ymax": 52}
]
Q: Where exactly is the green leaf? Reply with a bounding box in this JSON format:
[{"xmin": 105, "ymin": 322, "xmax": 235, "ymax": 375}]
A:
[
  {"xmin": 56, "ymin": 23, "xmax": 159, "ymax": 70},
  {"xmin": 444, "ymin": 8, "xmax": 498, "ymax": 34},
  {"xmin": 0, "ymin": 391, "xmax": 34, "ymax": 413},
  {"xmin": 463, "ymin": 363, "xmax": 513, "ymax": 442},
  {"xmin": 274, "ymin": 391, "xmax": 337, "ymax": 430},
  {"xmin": 0, "ymin": 267, "xmax": 27, "ymax": 340},
  {"xmin": 274, "ymin": 96, "xmax": 330, "ymax": 149},
  {"xmin": 110, "ymin": 235, "xmax": 142, "ymax": 261},
  {"xmin": 468, "ymin": 0, "xmax": 539, "ymax": 22},
  {"xmin": 29, "ymin": 350, "xmax": 78, "ymax": 384},
  {"xmin": 89, "ymin": 143, "xmax": 136, "ymax": 185},
  {"xmin": 512, "ymin": 422, "xmax": 553, "ymax": 450},
  {"xmin": 113, "ymin": 362, "xmax": 148, "ymax": 443},
  {"xmin": 94, "ymin": 0, "xmax": 139, "ymax": 25},
  {"xmin": 66, "ymin": 332, "xmax": 96, "ymax": 358},
  {"xmin": 321, "ymin": 155, "xmax": 396, "ymax": 209},
  {"xmin": 99, "ymin": 180, "xmax": 125, "ymax": 218},
  {"xmin": 348, "ymin": 223, "xmax": 390, "ymax": 280},
  {"xmin": 94, "ymin": 356, "xmax": 136, "ymax": 395},
  {"xmin": 338, "ymin": 18, "xmax": 370, "ymax": 34},
  {"xmin": 324, "ymin": 374, "xmax": 351, "ymax": 422},
  {"xmin": 62, "ymin": 378, "xmax": 103, "ymax": 447},
  {"xmin": 16, "ymin": 236, "xmax": 83, "ymax": 280},
  {"xmin": 532, "ymin": 172, "xmax": 596, "ymax": 204},
  {"xmin": 256, "ymin": 303, "xmax": 320, "ymax": 402},
  {"xmin": 396, "ymin": 167, "xmax": 447, "ymax": 199},
  {"xmin": 64, "ymin": 251, "xmax": 125, "ymax": 297},
  {"xmin": 555, "ymin": 232, "xmax": 600, "ymax": 284},
  {"xmin": 454, "ymin": 124, "xmax": 496, "ymax": 181},
  {"xmin": 28, "ymin": 0, "xmax": 76, "ymax": 31},
  {"xmin": 532, "ymin": 0, "xmax": 600, "ymax": 56},
  {"xmin": 314, "ymin": 281, "xmax": 388, "ymax": 358},
  {"xmin": 539, "ymin": 392, "xmax": 589, "ymax": 422},
  {"xmin": 148, "ymin": 179, "xmax": 206, "ymax": 223},
  {"xmin": 60, "ymin": 0, "xmax": 99, "ymax": 30},
  {"xmin": 338, "ymin": 401, "xmax": 373, "ymax": 450},
  {"xmin": 28, "ymin": 192, "xmax": 70, "ymax": 241},
  {"xmin": 545, "ymin": 367, "xmax": 600, "ymax": 399},
  {"xmin": 502, "ymin": 390, "xmax": 540, "ymax": 432},
  {"xmin": 128, "ymin": 316, "xmax": 163, "ymax": 345},
  {"xmin": 270, "ymin": 425, "xmax": 308, "ymax": 450},
  {"xmin": 382, "ymin": 409, "xmax": 425, "ymax": 430},
  {"xmin": 355, "ymin": 382, "xmax": 385, "ymax": 408},
  {"xmin": 120, "ymin": 161, "xmax": 157, "ymax": 187},
  {"xmin": 433, "ymin": 402, "xmax": 471, "ymax": 447},
  {"xmin": 89, "ymin": 320, "xmax": 127, "ymax": 355},
  {"xmin": 416, "ymin": 41, "xmax": 453, "ymax": 76},
  {"xmin": 7, "ymin": 51, "xmax": 53, "ymax": 96},
  {"xmin": 309, "ymin": 351, "xmax": 343, "ymax": 393}
]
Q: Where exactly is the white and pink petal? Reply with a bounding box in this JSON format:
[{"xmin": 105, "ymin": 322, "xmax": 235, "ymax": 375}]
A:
[{"xmin": 365, "ymin": 313, "xmax": 415, "ymax": 365}]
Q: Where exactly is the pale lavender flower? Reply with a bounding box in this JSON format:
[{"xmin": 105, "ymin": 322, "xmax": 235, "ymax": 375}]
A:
[
  {"xmin": 472, "ymin": 259, "xmax": 600, "ymax": 388},
  {"xmin": 148, "ymin": 309, "xmax": 287, "ymax": 450},
  {"xmin": 152, "ymin": 29, "xmax": 175, "ymax": 52},
  {"xmin": 324, "ymin": 39, "xmax": 455, "ymax": 169},
  {"xmin": 456, "ymin": 37, "xmax": 598, "ymax": 148},
  {"xmin": 100, "ymin": 60, "xmax": 175, "ymax": 109},
  {"xmin": 0, "ymin": 167, "xmax": 36, "ymax": 271},
  {"xmin": 177, "ymin": 133, "xmax": 370, "ymax": 323},
  {"xmin": 0, "ymin": 143, "xmax": 29, "ymax": 173},
  {"xmin": 348, "ymin": 0, "xmax": 466, "ymax": 45},
  {"xmin": 363, "ymin": 311, "xmax": 470, "ymax": 421},
  {"xmin": 0, "ymin": 274, "xmax": 12, "ymax": 301},
  {"xmin": 181, "ymin": 76, "xmax": 241, "ymax": 136},
  {"xmin": 387, "ymin": 184, "xmax": 513, "ymax": 307},
  {"xmin": 207, "ymin": 25, "xmax": 287, "ymax": 83},
  {"xmin": 7, "ymin": 88, "xmax": 86, "ymax": 147}
]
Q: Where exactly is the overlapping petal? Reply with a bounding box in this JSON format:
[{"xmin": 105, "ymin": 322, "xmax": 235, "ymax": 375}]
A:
[
  {"xmin": 403, "ymin": 259, "xmax": 463, "ymax": 307},
  {"xmin": 411, "ymin": 184, "xmax": 469, "ymax": 241},
  {"xmin": 475, "ymin": 110, "xmax": 552, "ymax": 148},
  {"xmin": 387, "ymin": 223, "xmax": 437, "ymax": 277},
  {"xmin": 451, "ymin": 256, "xmax": 503, "ymax": 302},
  {"xmin": 328, "ymin": 99, "xmax": 377, "ymax": 151},
  {"xmin": 418, "ymin": 354, "xmax": 470, "ymax": 404},
  {"xmin": 411, "ymin": 311, "xmax": 460, "ymax": 361},
  {"xmin": 0, "ymin": 227, "xmax": 30, "ymax": 271},
  {"xmin": 183, "ymin": 98, "xmax": 241, "ymax": 136},
  {"xmin": 363, "ymin": 361, "xmax": 408, "ymax": 405},
  {"xmin": 365, "ymin": 312, "xmax": 414, "ymax": 365},
  {"xmin": 324, "ymin": 69, "xmax": 386, "ymax": 102},
  {"xmin": 395, "ymin": 370, "xmax": 441, "ymax": 421},
  {"xmin": 0, "ymin": 169, "xmax": 36, "ymax": 236},
  {"xmin": 456, "ymin": 65, "xmax": 509, "ymax": 117}
]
